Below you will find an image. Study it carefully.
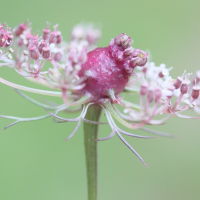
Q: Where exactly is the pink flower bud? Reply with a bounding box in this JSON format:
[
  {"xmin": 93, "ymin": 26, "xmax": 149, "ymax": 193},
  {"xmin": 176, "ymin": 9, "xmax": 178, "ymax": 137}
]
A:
[
  {"xmin": 42, "ymin": 47, "xmax": 50, "ymax": 59},
  {"xmin": 29, "ymin": 46, "xmax": 39, "ymax": 60},
  {"xmin": 130, "ymin": 49, "xmax": 148, "ymax": 67},
  {"xmin": 5, "ymin": 34, "xmax": 13, "ymax": 47},
  {"xmin": 173, "ymin": 77, "xmax": 183, "ymax": 89},
  {"xmin": 54, "ymin": 52, "xmax": 62, "ymax": 62},
  {"xmin": 49, "ymin": 32, "xmax": 57, "ymax": 44},
  {"xmin": 191, "ymin": 86, "xmax": 200, "ymax": 99},
  {"xmin": 140, "ymin": 82, "xmax": 149, "ymax": 96},
  {"xmin": 42, "ymin": 22, "xmax": 51, "ymax": 40},
  {"xmin": 115, "ymin": 33, "xmax": 125, "ymax": 45},
  {"xmin": 115, "ymin": 33, "xmax": 132, "ymax": 49},
  {"xmin": 38, "ymin": 41, "xmax": 46, "ymax": 54},
  {"xmin": 15, "ymin": 23, "xmax": 26, "ymax": 37}
]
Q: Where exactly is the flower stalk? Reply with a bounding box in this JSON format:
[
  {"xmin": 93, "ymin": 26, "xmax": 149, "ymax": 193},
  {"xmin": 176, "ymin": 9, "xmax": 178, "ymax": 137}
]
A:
[{"xmin": 84, "ymin": 104, "xmax": 102, "ymax": 200}]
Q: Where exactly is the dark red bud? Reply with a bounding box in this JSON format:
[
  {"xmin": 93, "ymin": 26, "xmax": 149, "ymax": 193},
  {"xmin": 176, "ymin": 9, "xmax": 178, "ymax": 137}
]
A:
[
  {"xmin": 38, "ymin": 41, "xmax": 46, "ymax": 54},
  {"xmin": 180, "ymin": 84, "xmax": 188, "ymax": 94},
  {"xmin": 173, "ymin": 77, "xmax": 183, "ymax": 89},
  {"xmin": 49, "ymin": 32, "xmax": 57, "ymax": 44},
  {"xmin": 159, "ymin": 71, "xmax": 164, "ymax": 78},
  {"xmin": 56, "ymin": 31, "xmax": 62, "ymax": 44},
  {"xmin": 29, "ymin": 46, "xmax": 39, "ymax": 60},
  {"xmin": 42, "ymin": 47, "xmax": 50, "ymax": 59},
  {"xmin": 42, "ymin": 29, "xmax": 50, "ymax": 40},
  {"xmin": 192, "ymin": 86, "xmax": 200, "ymax": 99}
]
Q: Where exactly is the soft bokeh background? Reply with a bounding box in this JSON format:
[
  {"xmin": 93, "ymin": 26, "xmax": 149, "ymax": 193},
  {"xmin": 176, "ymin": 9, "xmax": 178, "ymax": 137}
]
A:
[{"xmin": 0, "ymin": 0, "xmax": 200, "ymax": 199}]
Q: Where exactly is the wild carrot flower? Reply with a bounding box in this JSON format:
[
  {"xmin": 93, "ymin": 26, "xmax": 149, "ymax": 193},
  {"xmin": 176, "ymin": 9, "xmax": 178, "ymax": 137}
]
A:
[{"xmin": 0, "ymin": 21, "xmax": 199, "ymax": 169}]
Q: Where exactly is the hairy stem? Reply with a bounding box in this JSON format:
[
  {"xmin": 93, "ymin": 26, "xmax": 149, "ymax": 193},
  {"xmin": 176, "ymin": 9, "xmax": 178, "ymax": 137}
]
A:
[{"xmin": 83, "ymin": 104, "xmax": 102, "ymax": 200}]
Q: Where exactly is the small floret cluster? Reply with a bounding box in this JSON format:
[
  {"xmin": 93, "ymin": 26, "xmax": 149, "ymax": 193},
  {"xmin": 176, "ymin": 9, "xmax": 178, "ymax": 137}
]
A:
[
  {"xmin": 0, "ymin": 21, "xmax": 199, "ymax": 167},
  {"xmin": 0, "ymin": 23, "xmax": 14, "ymax": 64}
]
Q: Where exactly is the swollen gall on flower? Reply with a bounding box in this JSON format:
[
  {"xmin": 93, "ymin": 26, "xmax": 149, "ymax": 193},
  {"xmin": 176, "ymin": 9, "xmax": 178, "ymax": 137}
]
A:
[{"xmin": 0, "ymin": 21, "xmax": 200, "ymax": 167}]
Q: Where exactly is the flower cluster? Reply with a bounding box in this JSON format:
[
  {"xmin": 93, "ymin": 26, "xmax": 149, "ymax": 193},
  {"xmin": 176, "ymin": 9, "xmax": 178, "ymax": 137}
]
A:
[
  {"xmin": 0, "ymin": 23, "xmax": 14, "ymax": 66},
  {"xmin": 0, "ymin": 21, "xmax": 199, "ymax": 167}
]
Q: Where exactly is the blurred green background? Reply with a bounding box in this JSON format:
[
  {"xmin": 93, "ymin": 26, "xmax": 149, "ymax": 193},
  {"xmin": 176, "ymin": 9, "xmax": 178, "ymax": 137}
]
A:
[{"xmin": 0, "ymin": 0, "xmax": 200, "ymax": 199}]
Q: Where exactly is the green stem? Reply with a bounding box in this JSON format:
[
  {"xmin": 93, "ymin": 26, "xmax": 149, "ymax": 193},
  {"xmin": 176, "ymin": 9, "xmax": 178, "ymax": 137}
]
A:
[{"xmin": 83, "ymin": 104, "xmax": 102, "ymax": 200}]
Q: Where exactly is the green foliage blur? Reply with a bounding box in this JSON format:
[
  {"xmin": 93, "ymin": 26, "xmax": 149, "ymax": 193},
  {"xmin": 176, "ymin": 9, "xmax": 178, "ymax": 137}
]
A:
[{"xmin": 0, "ymin": 0, "xmax": 200, "ymax": 199}]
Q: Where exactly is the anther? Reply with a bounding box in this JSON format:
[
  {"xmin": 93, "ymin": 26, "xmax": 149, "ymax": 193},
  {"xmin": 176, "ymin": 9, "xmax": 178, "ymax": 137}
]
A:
[
  {"xmin": 7, "ymin": 54, "xmax": 12, "ymax": 59},
  {"xmin": 8, "ymin": 48, "xmax": 14, "ymax": 53},
  {"xmin": 21, "ymin": 63, "xmax": 27, "ymax": 68}
]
